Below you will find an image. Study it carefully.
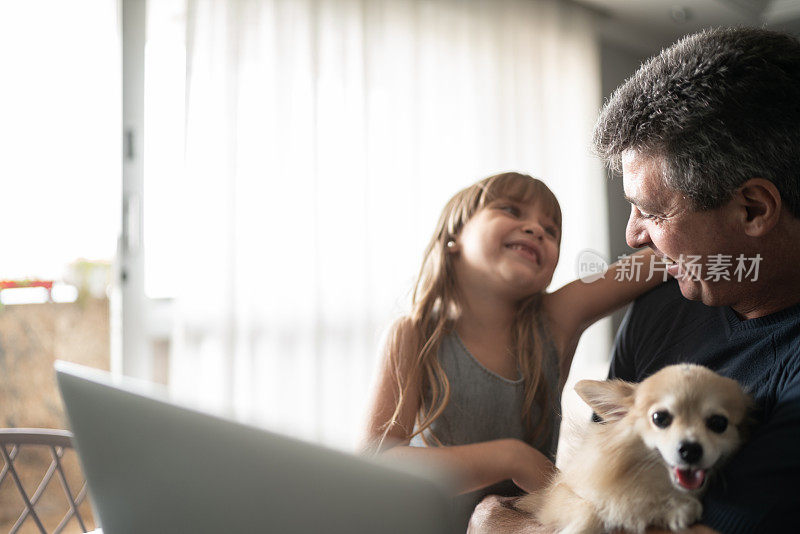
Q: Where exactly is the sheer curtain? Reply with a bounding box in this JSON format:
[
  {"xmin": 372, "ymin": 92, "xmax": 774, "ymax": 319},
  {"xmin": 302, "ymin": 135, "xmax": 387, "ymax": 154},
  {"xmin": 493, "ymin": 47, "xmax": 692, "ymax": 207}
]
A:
[{"xmin": 170, "ymin": 0, "xmax": 605, "ymax": 450}]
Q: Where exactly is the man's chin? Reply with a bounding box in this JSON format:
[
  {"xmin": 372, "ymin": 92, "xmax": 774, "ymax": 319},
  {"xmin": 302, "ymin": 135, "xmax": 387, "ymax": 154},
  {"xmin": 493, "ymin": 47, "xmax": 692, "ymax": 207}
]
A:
[
  {"xmin": 677, "ymin": 276, "xmax": 727, "ymax": 306},
  {"xmin": 676, "ymin": 276, "xmax": 707, "ymax": 302}
]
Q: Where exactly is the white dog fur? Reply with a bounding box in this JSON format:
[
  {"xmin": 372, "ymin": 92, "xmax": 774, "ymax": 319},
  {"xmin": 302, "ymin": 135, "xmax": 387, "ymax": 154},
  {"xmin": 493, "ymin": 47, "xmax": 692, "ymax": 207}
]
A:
[{"xmin": 516, "ymin": 364, "xmax": 750, "ymax": 534}]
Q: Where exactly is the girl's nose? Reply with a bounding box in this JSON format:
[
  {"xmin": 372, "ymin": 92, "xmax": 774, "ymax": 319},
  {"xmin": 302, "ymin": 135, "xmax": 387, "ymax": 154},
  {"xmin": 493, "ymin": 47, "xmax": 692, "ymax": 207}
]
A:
[{"xmin": 523, "ymin": 223, "xmax": 543, "ymax": 239}]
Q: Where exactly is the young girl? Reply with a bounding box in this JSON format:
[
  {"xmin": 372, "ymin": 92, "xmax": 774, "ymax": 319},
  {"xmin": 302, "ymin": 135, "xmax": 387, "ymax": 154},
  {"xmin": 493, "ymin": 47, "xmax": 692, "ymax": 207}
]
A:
[{"xmin": 361, "ymin": 172, "xmax": 659, "ymax": 528}]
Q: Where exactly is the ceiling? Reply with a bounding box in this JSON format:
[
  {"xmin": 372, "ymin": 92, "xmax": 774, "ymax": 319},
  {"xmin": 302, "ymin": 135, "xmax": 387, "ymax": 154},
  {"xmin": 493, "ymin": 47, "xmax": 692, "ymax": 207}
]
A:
[{"xmin": 575, "ymin": 0, "xmax": 800, "ymax": 54}]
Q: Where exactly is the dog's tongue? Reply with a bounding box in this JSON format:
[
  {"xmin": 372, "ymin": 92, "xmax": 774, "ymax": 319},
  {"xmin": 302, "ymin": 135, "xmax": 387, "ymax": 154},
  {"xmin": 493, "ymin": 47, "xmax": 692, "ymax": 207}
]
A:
[{"xmin": 675, "ymin": 467, "xmax": 706, "ymax": 490}]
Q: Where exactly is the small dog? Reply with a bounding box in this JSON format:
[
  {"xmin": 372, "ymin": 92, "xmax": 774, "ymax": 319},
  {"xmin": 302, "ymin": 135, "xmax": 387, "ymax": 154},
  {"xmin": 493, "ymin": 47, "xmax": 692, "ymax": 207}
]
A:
[{"xmin": 516, "ymin": 364, "xmax": 750, "ymax": 533}]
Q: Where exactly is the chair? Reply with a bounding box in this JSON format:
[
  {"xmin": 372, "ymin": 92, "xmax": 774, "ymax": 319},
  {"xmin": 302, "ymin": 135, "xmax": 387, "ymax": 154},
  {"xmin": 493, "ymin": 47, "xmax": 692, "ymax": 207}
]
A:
[{"xmin": 0, "ymin": 428, "xmax": 93, "ymax": 533}]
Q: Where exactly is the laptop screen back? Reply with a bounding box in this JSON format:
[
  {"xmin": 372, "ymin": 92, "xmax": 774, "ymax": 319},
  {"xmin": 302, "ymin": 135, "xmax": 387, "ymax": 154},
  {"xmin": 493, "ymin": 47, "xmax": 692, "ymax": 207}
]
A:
[{"xmin": 55, "ymin": 361, "xmax": 456, "ymax": 534}]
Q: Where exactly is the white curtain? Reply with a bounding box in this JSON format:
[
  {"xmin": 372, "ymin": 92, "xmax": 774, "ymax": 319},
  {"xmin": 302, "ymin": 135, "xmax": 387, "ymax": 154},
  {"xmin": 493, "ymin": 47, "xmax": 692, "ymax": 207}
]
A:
[{"xmin": 170, "ymin": 0, "xmax": 606, "ymax": 451}]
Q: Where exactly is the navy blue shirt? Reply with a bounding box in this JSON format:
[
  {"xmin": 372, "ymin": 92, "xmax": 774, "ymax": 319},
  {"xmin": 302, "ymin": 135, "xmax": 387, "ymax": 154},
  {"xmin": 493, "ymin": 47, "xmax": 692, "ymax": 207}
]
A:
[{"xmin": 610, "ymin": 280, "xmax": 800, "ymax": 533}]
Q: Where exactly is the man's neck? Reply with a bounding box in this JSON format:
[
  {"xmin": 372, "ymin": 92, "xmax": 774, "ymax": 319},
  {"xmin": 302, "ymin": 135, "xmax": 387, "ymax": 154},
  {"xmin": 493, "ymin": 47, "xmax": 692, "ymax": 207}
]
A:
[
  {"xmin": 732, "ymin": 275, "xmax": 800, "ymax": 320},
  {"xmin": 732, "ymin": 221, "xmax": 800, "ymax": 319}
]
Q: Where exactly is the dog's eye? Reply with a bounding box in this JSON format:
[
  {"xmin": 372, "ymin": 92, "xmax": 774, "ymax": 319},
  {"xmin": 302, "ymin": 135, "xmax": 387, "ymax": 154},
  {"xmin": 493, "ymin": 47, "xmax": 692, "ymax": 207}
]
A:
[
  {"xmin": 706, "ymin": 415, "xmax": 728, "ymax": 434},
  {"xmin": 652, "ymin": 410, "xmax": 672, "ymax": 428}
]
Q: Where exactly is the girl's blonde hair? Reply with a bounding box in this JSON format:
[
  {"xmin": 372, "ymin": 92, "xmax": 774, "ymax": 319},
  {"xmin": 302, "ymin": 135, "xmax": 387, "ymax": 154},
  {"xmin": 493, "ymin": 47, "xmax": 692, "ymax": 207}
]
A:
[{"xmin": 382, "ymin": 172, "xmax": 562, "ymax": 448}]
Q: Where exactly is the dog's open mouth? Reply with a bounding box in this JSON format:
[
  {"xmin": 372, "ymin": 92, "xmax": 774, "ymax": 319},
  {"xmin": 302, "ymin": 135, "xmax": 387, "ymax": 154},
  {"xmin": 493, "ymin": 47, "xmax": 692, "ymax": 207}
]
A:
[{"xmin": 673, "ymin": 467, "xmax": 706, "ymax": 491}]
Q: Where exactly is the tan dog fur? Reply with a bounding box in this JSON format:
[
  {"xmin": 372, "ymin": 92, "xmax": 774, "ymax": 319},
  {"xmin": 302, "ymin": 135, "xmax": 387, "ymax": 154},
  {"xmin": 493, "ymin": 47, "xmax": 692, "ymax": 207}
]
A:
[{"xmin": 517, "ymin": 364, "xmax": 750, "ymax": 533}]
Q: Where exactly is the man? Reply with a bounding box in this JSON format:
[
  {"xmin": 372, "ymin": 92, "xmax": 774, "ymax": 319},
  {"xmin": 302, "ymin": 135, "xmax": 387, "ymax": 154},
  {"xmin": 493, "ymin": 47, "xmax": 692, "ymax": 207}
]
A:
[{"xmin": 469, "ymin": 27, "xmax": 800, "ymax": 533}]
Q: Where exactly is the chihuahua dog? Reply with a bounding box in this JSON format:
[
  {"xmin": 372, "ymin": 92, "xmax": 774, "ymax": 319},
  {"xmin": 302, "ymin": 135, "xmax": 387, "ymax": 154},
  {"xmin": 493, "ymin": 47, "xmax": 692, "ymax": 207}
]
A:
[{"xmin": 516, "ymin": 364, "xmax": 750, "ymax": 533}]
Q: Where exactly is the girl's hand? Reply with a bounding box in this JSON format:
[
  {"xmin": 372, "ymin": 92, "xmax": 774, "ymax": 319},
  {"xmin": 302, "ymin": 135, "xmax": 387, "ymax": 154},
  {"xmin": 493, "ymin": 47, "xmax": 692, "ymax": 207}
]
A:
[{"xmin": 505, "ymin": 439, "xmax": 556, "ymax": 494}]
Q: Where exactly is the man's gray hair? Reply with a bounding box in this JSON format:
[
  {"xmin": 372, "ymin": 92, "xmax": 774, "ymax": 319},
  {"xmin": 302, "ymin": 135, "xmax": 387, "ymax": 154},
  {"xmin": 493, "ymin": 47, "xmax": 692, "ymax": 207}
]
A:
[{"xmin": 593, "ymin": 27, "xmax": 800, "ymax": 217}]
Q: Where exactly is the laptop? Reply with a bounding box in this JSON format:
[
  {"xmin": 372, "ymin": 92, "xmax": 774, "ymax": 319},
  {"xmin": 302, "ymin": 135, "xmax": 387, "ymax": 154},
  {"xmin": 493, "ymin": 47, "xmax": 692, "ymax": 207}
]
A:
[{"xmin": 55, "ymin": 361, "xmax": 457, "ymax": 534}]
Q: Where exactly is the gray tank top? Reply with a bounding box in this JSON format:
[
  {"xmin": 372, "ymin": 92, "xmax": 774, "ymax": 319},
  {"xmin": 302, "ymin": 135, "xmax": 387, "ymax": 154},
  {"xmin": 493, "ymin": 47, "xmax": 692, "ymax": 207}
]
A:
[{"xmin": 409, "ymin": 328, "xmax": 561, "ymax": 530}]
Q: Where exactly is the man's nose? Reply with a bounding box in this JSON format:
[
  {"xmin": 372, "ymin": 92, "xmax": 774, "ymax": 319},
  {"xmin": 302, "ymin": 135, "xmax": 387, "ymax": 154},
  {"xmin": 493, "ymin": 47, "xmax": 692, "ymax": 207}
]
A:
[{"xmin": 626, "ymin": 207, "xmax": 648, "ymax": 248}]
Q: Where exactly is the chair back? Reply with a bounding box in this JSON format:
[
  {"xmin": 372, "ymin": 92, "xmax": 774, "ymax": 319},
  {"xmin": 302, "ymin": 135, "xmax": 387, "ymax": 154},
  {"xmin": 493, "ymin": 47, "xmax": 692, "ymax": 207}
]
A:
[{"xmin": 0, "ymin": 428, "xmax": 93, "ymax": 533}]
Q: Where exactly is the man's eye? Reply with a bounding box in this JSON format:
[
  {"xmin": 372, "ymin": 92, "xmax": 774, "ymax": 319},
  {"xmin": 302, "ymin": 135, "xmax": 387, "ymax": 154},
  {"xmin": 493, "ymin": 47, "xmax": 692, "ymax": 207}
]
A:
[
  {"xmin": 640, "ymin": 212, "xmax": 662, "ymax": 222},
  {"xmin": 633, "ymin": 206, "xmax": 662, "ymax": 222}
]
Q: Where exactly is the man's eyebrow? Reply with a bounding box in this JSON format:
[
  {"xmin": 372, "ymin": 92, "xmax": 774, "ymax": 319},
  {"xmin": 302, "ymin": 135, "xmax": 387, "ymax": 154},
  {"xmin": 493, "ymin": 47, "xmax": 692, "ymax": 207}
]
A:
[{"xmin": 623, "ymin": 194, "xmax": 662, "ymax": 213}]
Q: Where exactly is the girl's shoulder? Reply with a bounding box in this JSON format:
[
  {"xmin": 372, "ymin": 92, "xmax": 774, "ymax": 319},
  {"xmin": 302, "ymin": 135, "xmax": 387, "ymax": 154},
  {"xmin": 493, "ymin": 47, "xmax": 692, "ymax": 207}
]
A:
[
  {"xmin": 381, "ymin": 315, "xmax": 422, "ymax": 362},
  {"xmin": 385, "ymin": 315, "xmax": 417, "ymax": 341}
]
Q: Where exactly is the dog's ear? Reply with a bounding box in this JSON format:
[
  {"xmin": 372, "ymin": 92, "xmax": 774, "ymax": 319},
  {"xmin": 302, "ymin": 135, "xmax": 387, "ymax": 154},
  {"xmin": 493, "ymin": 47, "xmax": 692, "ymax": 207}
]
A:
[{"xmin": 575, "ymin": 379, "xmax": 636, "ymax": 422}]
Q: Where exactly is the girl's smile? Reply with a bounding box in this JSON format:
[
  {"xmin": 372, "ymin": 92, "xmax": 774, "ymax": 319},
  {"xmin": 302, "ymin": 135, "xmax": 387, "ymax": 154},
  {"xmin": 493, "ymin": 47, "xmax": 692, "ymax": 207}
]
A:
[{"xmin": 505, "ymin": 240, "xmax": 543, "ymax": 266}]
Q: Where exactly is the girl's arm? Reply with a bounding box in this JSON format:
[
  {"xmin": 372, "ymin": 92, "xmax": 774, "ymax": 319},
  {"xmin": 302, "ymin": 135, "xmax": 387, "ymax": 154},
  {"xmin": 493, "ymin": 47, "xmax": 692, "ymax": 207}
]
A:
[
  {"xmin": 359, "ymin": 317, "xmax": 422, "ymax": 454},
  {"xmin": 380, "ymin": 438, "xmax": 554, "ymax": 495},
  {"xmin": 542, "ymin": 248, "xmax": 662, "ymax": 375},
  {"xmin": 359, "ymin": 318, "xmax": 554, "ymax": 495}
]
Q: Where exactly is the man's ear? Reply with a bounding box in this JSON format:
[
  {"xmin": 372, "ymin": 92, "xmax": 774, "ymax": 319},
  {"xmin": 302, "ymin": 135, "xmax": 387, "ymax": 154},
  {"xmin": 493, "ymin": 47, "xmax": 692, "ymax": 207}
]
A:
[
  {"xmin": 733, "ymin": 178, "xmax": 781, "ymax": 237},
  {"xmin": 575, "ymin": 379, "xmax": 636, "ymax": 422}
]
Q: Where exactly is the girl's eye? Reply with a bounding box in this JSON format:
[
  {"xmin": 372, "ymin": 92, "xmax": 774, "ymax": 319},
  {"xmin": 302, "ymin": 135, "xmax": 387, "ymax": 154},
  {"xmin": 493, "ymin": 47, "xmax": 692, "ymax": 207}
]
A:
[
  {"xmin": 545, "ymin": 226, "xmax": 558, "ymax": 238},
  {"xmin": 498, "ymin": 205, "xmax": 519, "ymax": 216}
]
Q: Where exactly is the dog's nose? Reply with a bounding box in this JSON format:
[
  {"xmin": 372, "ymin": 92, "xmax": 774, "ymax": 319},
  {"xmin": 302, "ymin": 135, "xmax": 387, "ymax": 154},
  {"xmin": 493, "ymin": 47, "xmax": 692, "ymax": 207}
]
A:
[{"xmin": 678, "ymin": 441, "xmax": 703, "ymax": 464}]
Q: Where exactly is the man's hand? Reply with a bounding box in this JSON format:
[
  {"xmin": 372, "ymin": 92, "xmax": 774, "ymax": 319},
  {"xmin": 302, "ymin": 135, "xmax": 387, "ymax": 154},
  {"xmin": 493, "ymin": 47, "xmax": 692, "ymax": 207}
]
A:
[
  {"xmin": 468, "ymin": 495, "xmax": 719, "ymax": 534},
  {"xmin": 467, "ymin": 495, "xmax": 554, "ymax": 534}
]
